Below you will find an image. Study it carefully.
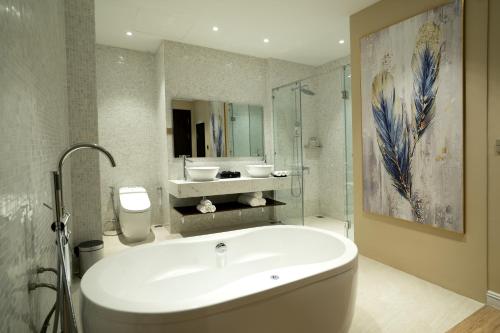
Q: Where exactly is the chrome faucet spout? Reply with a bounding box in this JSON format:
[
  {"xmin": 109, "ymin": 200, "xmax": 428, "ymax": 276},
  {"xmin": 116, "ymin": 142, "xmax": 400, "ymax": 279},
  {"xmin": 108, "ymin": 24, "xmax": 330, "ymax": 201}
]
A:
[
  {"xmin": 58, "ymin": 143, "xmax": 116, "ymax": 171},
  {"xmin": 57, "ymin": 143, "xmax": 116, "ymax": 213},
  {"xmin": 180, "ymin": 155, "xmax": 193, "ymax": 180}
]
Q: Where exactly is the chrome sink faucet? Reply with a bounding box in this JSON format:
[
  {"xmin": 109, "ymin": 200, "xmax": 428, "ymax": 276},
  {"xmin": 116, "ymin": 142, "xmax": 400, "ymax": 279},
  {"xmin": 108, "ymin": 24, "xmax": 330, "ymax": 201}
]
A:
[{"xmin": 180, "ymin": 155, "xmax": 193, "ymax": 180}]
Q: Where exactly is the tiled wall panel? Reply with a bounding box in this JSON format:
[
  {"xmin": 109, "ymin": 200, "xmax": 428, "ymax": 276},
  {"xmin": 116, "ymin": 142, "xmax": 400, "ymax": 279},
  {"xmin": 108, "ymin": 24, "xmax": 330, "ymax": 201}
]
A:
[
  {"xmin": 0, "ymin": 0, "xmax": 69, "ymax": 331},
  {"xmin": 96, "ymin": 45, "xmax": 161, "ymax": 228},
  {"xmin": 64, "ymin": 0, "xmax": 102, "ymax": 245}
]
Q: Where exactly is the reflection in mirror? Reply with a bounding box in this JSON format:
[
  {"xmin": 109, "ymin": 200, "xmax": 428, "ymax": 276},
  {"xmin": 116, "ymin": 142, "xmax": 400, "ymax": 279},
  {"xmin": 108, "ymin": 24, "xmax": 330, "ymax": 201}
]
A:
[{"xmin": 172, "ymin": 99, "xmax": 264, "ymax": 158}]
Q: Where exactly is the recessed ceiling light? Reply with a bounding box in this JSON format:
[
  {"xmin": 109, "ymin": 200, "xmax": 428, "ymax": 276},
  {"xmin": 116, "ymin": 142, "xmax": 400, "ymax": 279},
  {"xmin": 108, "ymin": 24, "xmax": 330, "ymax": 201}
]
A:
[
  {"xmin": 263, "ymin": 38, "xmax": 270, "ymax": 43},
  {"xmin": 212, "ymin": 26, "xmax": 219, "ymax": 32},
  {"xmin": 126, "ymin": 31, "xmax": 133, "ymax": 36},
  {"xmin": 338, "ymin": 39, "xmax": 345, "ymax": 44}
]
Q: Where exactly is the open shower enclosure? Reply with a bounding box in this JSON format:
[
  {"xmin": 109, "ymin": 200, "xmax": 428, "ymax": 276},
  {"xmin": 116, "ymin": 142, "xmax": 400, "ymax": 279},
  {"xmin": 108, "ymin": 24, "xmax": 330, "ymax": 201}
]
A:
[{"xmin": 273, "ymin": 65, "xmax": 353, "ymax": 239}]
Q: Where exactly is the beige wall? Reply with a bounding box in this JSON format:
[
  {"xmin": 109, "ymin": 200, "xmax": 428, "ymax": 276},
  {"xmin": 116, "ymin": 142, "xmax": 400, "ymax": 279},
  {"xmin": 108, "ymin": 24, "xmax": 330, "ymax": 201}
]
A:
[
  {"xmin": 350, "ymin": 0, "xmax": 488, "ymax": 301},
  {"xmin": 488, "ymin": 0, "xmax": 500, "ymax": 294}
]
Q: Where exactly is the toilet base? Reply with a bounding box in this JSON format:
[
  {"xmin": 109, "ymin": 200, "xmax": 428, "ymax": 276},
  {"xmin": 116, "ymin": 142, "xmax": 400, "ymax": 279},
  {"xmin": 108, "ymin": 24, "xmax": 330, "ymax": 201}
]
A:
[{"xmin": 119, "ymin": 209, "xmax": 151, "ymax": 242}]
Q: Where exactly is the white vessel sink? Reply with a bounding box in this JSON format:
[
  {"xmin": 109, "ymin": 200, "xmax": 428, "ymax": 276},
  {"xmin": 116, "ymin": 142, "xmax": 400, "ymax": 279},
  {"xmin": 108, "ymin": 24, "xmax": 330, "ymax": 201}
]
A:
[
  {"xmin": 246, "ymin": 165, "xmax": 274, "ymax": 178},
  {"xmin": 185, "ymin": 167, "xmax": 220, "ymax": 181}
]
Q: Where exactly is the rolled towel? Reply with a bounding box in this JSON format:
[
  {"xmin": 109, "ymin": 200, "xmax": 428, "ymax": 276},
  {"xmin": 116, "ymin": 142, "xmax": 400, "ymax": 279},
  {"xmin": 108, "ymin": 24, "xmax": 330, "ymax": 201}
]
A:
[
  {"xmin": 208, "ymin": 204, "xmax": 216, "ymax": 213},
  {"xmin": 249, "ymin": 191, "xmax": 263, "ymax": 199},
  {"xmin": 238, "ymin": 194, "xmax": 266, "ymax": 207},
  {"xmin": 200, "ymin": 198, "xmax": 212, "ymax": 206},
  {"xmin": 196, "ymin": 204, "xmax": 210, "ymax": 214}
]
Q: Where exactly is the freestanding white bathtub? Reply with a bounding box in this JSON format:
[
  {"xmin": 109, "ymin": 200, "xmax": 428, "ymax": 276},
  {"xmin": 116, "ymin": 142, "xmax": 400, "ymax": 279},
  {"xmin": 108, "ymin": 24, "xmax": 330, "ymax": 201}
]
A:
[{"xmin": 81, "ymin": 225, "xmax": 358, "ymax": 333}]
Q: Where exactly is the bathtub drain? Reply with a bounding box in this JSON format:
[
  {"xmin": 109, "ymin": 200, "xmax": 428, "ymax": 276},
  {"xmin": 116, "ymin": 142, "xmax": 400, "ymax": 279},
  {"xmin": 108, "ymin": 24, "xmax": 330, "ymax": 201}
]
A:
[{"xmin": 270, "ymin": 275, "xmax": 279, "ymax": 280}]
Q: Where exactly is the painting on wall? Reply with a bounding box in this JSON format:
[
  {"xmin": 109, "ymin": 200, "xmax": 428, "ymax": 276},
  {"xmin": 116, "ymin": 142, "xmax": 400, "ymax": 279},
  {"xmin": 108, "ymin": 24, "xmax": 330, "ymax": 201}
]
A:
[
  {"xmin": 210, "ymin": 101, "xmax": 225, "ymax": 157},
  {"xmin": 361, "ymin": 0, "xmax": 463, "ymax": 232}
]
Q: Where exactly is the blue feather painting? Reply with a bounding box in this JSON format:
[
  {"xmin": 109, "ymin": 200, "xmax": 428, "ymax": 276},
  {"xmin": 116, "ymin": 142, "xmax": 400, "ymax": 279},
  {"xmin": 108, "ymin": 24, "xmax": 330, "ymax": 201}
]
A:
[
  {"xmin": 361, "ymin": 1, "xmax": 463, "ymax": 232},
  {"xmin": 210, "ymin": 102, "xmax": 225, "ymax": 157}
]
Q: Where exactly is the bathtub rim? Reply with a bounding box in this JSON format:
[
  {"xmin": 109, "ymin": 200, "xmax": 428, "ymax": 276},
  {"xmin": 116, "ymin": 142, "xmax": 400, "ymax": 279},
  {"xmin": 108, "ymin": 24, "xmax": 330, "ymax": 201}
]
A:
[{"xmin": 81, "ymin": 225, "xmax": 358, "ymax": 325}]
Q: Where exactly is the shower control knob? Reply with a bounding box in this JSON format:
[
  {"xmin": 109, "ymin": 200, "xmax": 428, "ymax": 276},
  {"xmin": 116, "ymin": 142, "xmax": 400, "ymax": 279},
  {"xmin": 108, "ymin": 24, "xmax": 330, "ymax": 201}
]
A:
[{"xmin": 51, "ymin": 221, "xmax": 65, "ymax": 232}]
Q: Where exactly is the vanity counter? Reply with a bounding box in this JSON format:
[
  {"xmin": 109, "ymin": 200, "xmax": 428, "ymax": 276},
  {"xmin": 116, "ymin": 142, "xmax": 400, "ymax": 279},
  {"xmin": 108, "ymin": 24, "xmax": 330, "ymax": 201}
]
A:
[{"xmin": 167, "ymin": 176, "xmax": 289, "ymax": 198}]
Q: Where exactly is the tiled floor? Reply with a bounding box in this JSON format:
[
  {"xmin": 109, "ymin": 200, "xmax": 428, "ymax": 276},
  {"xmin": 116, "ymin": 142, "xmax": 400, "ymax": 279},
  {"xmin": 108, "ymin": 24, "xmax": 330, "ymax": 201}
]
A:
[
  {"xmin": 74, "ymin": 223, "xmax": 483, "ymax": 333},
  {"xmin": 349, "ymin": 256, "xmax": 482, "ymax": 332}
]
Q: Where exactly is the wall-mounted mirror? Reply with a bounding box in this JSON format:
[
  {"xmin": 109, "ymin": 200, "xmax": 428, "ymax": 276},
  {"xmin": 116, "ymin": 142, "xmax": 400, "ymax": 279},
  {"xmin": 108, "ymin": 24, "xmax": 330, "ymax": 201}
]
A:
[{"xmin": 172, "ymin": 99, "xmax": 264, "ymax": 158}]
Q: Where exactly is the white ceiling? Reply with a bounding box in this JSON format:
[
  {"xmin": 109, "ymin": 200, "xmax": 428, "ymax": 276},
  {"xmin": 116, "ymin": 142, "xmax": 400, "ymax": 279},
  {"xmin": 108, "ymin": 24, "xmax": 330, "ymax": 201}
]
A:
[{"xmin": 95, "ymin": 0, "xmax": 378, "ymax": 66}]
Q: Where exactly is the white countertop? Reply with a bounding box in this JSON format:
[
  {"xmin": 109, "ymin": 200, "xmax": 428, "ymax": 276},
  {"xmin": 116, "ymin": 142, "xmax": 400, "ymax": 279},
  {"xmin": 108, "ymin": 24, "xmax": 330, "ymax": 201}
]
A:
[{"xmin": 167, "ymin": 176, "xmax": 290, "ymax": 198}]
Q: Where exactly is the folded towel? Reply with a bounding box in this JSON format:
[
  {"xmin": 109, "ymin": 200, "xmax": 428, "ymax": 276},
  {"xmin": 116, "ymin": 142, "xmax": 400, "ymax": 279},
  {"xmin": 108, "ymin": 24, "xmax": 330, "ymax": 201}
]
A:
[
  {"xmin": 243, "ymin": 191, "xmax": 263, "ymax": 199},
  {"xmin": 196, "ymin": 204, "xmax": 210, "ymax": 214},
  {"xmin": 238, "ymin": 194, "xmax": 266, "ymax": 207},
  {"xmin": 252, "ymin": 191, "xmax": 263, "ymax": 199},
  {"xmin": 200, "ymin": 199, "xmax": 212, "ymax": 206}
]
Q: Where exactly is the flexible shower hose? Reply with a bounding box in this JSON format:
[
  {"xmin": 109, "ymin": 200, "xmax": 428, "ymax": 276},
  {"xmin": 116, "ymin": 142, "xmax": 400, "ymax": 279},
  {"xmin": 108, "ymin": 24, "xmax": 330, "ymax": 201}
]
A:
[{"xmin": 41, "ymin": 300, "xmax": 57, "ymax": 333}]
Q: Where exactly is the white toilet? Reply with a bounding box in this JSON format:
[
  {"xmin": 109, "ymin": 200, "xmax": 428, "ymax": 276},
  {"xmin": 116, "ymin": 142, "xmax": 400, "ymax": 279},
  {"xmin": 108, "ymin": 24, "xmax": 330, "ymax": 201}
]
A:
[{"xmin": 118, "ymin": 186, "xmax": 151, "ymax": 242}]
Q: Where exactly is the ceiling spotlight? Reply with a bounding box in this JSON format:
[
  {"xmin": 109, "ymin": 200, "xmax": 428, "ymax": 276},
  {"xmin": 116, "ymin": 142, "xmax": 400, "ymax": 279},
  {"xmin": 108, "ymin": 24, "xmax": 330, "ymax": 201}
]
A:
[
  {"xmin": 212, "ymin": 26, "xmax": 219, "ymax": 32},
  {"xmin": 126, "ymin": 31, "xmax": 133, "ymax": 36},
  {"xmin": 263, "ymin": 38, "xmax": 270, "ymax": 43},
  {"xmin": 338, "ymin": 39, "xmax": 345, "ymax": 44}
]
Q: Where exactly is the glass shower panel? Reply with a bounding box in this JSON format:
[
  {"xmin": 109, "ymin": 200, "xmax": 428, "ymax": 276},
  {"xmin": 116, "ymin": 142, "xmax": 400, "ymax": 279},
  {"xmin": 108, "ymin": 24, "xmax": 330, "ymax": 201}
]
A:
[
  {"xmin": 248, "ymin": 105, "xmax": 263, "ymax": 156},
  {"xmin": 229, "ymin": 104, "xmax": 251, "ymax": 156},
  {"xmin": 343, "ymin": 65, "xmax": 354, "ymax": 239},
  {"xmin": 307, "ymin": 68, "xmax": 348, "ymax": 224},
  {"xmin": 272, "ymin": 82, "xmax": 304, "ymax": 226}
]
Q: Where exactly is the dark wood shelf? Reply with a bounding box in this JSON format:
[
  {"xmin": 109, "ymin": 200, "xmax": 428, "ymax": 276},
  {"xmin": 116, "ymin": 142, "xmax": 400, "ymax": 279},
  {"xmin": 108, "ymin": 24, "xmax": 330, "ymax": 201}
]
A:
[{"xmin": 173, "ymin": 198, "xmax": 286, "ymax": 217}]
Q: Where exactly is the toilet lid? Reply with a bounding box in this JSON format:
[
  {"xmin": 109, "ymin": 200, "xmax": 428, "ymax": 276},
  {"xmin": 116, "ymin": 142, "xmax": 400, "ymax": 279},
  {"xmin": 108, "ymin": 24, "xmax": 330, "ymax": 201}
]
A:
[{"xmin": 120, "ymin": 192, "xmax": 151, "ymax": 213}]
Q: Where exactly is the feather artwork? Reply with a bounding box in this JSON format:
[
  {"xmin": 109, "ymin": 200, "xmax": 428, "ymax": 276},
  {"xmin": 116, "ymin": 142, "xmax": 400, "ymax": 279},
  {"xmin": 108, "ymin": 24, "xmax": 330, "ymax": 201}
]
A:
[
  {"xmin": 370, "ymin": 40, "xmax": 443, "ymax": 222},
  {"xmin": 210, "ymin": 112, "xmax": 224, "ymax": 157},
  {"xmin": 361, "ymin": 1, "xmax": 463, "ymax": 231},
  {"xmin": 411, "ymin": 22, "xmax": 442, "ymax": 146},
  {"xmin": 371, "ymin": 72, "xmax": 419, "ymax": 219},
  {"xmin": 412, "ymin": 44, "xmax": 442, "ymax": 140}
]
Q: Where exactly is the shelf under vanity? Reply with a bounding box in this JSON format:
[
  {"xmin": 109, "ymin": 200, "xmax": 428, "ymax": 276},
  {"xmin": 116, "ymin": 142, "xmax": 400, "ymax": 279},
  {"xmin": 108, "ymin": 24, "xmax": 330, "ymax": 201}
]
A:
[
  {"xmin": 173, "ymin": 198, "xmax": 286, "ymax": 217},
  {"xmin": 167, "ymin": 176, "xmax": 290, "ymax": 198}
]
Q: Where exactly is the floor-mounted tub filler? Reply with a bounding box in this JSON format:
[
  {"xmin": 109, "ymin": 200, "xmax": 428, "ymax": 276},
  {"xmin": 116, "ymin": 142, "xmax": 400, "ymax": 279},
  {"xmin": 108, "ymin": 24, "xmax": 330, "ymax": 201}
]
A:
[{"xmin": 81, "ymin": 225, "xmax": 358, "ymax": 333}]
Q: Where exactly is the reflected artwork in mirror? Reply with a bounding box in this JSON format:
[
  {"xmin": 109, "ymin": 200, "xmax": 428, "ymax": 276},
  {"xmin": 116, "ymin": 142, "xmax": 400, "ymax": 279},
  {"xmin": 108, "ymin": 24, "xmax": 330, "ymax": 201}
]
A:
[{"xmin": 172, "ymin": 99, "xmax": 264, "ymax": 158}]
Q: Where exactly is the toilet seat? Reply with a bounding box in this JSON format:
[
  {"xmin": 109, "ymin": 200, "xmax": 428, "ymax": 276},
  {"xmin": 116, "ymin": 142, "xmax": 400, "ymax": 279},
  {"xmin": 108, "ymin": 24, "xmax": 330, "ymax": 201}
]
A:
[{"xmin": 119, "ymin": 188, "xmax": 150, "ymax": 213}]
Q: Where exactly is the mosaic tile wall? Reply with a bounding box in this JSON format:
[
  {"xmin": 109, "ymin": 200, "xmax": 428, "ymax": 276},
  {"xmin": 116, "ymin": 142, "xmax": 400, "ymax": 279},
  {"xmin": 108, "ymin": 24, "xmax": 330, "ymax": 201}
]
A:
[
  {"xmin": 314, "ymin": 57, "xmax": 351, "ymax": 220},
  {"xmin": 96, "ymin": 45, "xmax": 161, "ymax": 229},
  {"xmin": 162, "ymin": 40, "xmax": 268, "ymax": 181},
  {"xmin": 97, "ymin": 39, "xmax": 351, "ymax": 233},
  {"xmin": 0, "ymin": 0, "xmax": 69, "ymax": 331},
  {"xmin": 156, "ymin": 41, "xmax": 319, "ymax": 233},
  {"xmin": 64, "ymin": 0, "xmax": 102, "ymax": 245},
  {"xmin": 266, "ymin": 58, "xmax": 316, "ymax": 164}
]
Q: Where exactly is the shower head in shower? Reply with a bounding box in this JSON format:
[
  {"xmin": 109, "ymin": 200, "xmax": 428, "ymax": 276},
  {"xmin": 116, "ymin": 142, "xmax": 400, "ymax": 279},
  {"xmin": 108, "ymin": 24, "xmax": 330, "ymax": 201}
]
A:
[
  {"xmin": 301, "ymin": 88, "xmax": 315, "ymax": 96},
  {"xmin": 292, "ymin": 85, "xmax": 315, "ymax": 96}
]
